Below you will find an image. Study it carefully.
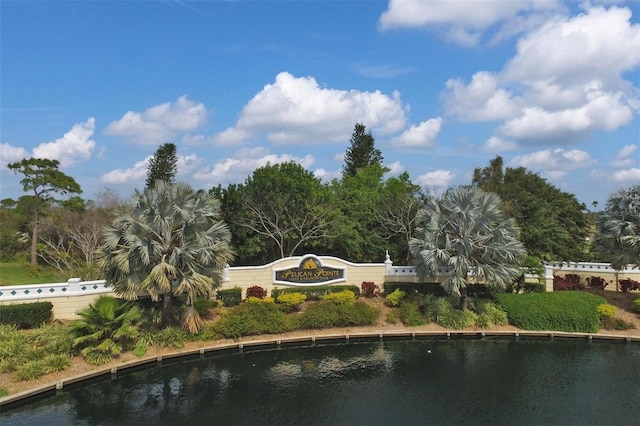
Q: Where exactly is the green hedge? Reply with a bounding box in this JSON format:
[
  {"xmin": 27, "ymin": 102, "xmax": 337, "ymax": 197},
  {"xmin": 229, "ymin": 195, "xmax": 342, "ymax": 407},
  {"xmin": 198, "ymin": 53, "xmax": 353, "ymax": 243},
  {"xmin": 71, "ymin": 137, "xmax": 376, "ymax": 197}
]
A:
[
  {"xmin": 271, "ymin": 285, "xmax": 360, "ymax": 300},
  {"xmin": 0, "ymin": 302, "xmax": 53, "ymax": 329},
  {"xmin": 383, "ymin": 282, "xmax": 446, "ymax": 296},
  {"xmin": 210, "ymin": 302, "xmax": 294, "ymax": 339},
  {"xmin": 295, "ymin": 300, "xmax": 379, "ymax": 329},
  {"xmin": 216, "ymin": 287, "xmax": 242, "ymax": 307},
  {"xmin": 496, "ymin": 291, "xmax": 606, "ymax": 333}
]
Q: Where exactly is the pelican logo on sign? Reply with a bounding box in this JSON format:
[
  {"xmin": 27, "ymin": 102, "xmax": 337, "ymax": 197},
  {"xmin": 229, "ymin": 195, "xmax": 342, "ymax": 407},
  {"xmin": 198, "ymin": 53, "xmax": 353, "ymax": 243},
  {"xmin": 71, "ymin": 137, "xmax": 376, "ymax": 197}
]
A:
[{"xmin": 274, "ymin": 255, "xmax": 346, "ymax": 286}]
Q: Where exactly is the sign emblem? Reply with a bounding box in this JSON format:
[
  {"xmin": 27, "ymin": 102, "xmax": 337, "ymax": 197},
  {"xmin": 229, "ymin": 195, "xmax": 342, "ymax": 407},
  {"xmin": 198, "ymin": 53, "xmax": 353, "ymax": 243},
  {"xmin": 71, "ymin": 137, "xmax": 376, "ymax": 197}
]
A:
[{"xmin": 274, "ymin": 255, "xmax": 345, "ymax": 286}]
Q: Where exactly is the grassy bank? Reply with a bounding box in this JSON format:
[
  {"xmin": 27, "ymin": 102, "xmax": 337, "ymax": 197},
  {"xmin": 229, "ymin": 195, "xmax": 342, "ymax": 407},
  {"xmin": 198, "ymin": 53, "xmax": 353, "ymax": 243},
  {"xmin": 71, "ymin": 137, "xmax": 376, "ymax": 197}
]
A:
[{"xmin": 0, "ymin": 262, "xmax": 66, "ymax": 286}]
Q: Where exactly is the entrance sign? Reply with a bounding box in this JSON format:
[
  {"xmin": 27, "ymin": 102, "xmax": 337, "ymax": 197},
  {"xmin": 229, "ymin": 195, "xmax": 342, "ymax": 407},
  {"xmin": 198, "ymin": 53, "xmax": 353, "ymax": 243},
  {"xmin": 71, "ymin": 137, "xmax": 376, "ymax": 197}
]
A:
[{"xmin": 274, "ymin": 255, "xmax": 346, "ymax": 286}]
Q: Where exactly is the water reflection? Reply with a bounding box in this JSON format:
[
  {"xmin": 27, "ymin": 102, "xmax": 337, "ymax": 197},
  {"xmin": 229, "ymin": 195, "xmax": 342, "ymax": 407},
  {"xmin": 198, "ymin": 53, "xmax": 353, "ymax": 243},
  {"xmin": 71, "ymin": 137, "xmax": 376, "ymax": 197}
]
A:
[{"xmin": 2, "ymin": 340, "xmax": 639, "ymax": 426}]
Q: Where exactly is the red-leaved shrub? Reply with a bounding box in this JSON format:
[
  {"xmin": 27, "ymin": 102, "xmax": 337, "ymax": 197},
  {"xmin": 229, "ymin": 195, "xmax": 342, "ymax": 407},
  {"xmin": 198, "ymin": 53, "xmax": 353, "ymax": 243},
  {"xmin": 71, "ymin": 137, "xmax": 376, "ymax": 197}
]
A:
[
  {"xmin": 586, "ymin": 276, "xmax": 608, "ymax": 290},
  {"xmin": 361, "ymin": 281, "xmax": 378, "ymax": 298},
  {"xmin": 620, "ymin": 278, "xmax": 640, "ymax": 293},
  {"xmin": 246, "ymin": 285, "xmax": 267, "ymax": 299}
]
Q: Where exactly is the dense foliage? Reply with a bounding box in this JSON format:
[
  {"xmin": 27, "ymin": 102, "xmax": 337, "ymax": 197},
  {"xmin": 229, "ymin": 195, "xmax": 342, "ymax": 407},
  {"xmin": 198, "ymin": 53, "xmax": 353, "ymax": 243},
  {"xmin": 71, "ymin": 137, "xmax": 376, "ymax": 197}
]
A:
[
  {"xmin": 473, "ymin": 156, "xmax": 589, "ymax": 261},
  {"xmin": 0, "ymin": 301, "xmax": 53, "ymax": 329},
  {"xmin": 496, "ymin": 292, "xmax": 606, "ymax": 333},
  {"xmin": 145, "ymin": 142, "xmax": 178, "ymax": 189}
]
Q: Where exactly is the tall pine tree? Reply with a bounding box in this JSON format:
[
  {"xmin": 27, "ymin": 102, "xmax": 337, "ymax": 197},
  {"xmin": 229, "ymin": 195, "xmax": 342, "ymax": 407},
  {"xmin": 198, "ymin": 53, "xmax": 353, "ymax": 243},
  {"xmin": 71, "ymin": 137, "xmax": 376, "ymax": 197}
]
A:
[
  {"xmin": 146, "ymin": 143, "xmax": 178, "ymax": 189},
  {"xmin": 342, "ymin": 123, "xmax": 383, "ymax": 178}
]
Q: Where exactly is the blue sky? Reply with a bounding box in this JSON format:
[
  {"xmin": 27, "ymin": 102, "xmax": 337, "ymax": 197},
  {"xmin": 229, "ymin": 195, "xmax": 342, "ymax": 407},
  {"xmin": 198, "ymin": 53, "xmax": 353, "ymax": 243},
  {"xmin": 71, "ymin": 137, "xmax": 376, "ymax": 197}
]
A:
[{"xmin": 1, "ymin": 0, "xmax": 639, "ymax": 208}]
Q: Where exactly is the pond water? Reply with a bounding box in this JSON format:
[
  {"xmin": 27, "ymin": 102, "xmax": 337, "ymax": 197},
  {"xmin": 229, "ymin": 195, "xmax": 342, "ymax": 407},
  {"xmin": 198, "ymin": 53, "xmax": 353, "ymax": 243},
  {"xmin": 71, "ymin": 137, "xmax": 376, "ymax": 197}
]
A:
[{"xmin": 2, "ymin": 339, "xmax": 639, "ymax": 425}]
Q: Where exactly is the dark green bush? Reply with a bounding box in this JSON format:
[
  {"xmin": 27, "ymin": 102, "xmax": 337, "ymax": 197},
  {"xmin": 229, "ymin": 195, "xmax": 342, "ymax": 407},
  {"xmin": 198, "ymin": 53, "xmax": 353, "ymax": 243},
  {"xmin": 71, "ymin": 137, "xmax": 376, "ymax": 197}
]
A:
[
  {"xmin": 216, "ymin": 287, "xmax": 242, "ymax": 307},
  {"xmin": 210, "ymin": 302, "xmax": 294, "ymax": 339},
  {"xmin": 496, "ymin": 291, "xmax": 606, "ymax": 333},
  {"xmin": 399, "ymin": 302, "xmax": 426, "ymax": 326},
  {"xmin": 383, "ymin": 282, "xmax": 446, "ymax": 296},
  {"xmin": 271, "ymin": 285, "xmax": 360, "ymax": 300},
  {"xmin": 296, "ymin": 300, "xmax": 379, "ymax": 329},
  {"xmin": 0, "ymin": 302, "xmax": 53, "ymax": 329},
  {"xmin": 523, "ymin": 283, "xmax": 545, "ymax": 293},
  {"xmin": 193, "ymin": 298, "xmax": 212, "ymax": 316}
]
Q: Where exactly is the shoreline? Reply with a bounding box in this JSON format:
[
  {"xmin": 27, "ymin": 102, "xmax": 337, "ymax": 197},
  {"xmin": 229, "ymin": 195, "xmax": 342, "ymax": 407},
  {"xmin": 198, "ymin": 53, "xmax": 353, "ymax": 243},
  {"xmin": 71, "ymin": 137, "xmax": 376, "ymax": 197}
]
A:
[{"xmin": 2, "ymin": 327, "xmax": 639, "ymax": 410}]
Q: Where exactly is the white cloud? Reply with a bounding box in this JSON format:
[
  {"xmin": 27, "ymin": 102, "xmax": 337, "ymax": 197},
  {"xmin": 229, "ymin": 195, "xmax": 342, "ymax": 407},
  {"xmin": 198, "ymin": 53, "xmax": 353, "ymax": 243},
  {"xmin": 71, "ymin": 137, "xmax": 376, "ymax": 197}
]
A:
[
  {"xmin": 502, "ymin": 5, "xmax": 640, "ymax": 88},
  {"xmin": 440, "ymin": 5, "xmax": 639, "ymax": 145},
  {"xmin": 609, "ymin": 144, "xmax": 639, "ymax": 168},
  {"xmin": 100, "ymin": 157, "xmax": 151, "ymax": 185},
  {"xmin": 611, "ymin": 168, "xmax": 640, "ymax": 183},
  {"xmin": 511, "ymin": 148, "xmax": 595, "ymax": 178},
  {"xmin": 392, "ymin": 118, "xmax": 442, "ymax": 148},
  {"xmin": 385, "ymin": 161, "xmax": 405, "ymax": 176},
  {"xmin": 313, "ymin": 168, "xmax": 341, "ymax": 182},
  {"xmin": 415, "ymin": 170, "xmax": 455, "ymax": 190},
  {"xmin": 193, "ymin": 147, "xmax": 315, "ymax": 186},
  {"xmin": 30, "ymin": 118, "xmax": 96, "ymax": 167},
  {"xmin": 483, "ymin": 136, "xmax": 516, "ymax": 152},
  {"xmin": 105, "ymin": 96, "xmax": 208, "ymax": 145},
  {"xmin": 443, "ymin": 72, "xmax": 518, "ymax": 122},
  {"xmin": 216, "ymin": 72, "xmax": 407, "ymax": 146},
  {"xmin": 379, "ymin": 0, "xmax": 561, "ymax": 46},
  {"xmin": 0, "ymin": 143, "xmax": 30, "ymax": 168},
  {"xmin": 499, "ymin": 90, "xmax": 633, "ymax": 142}
]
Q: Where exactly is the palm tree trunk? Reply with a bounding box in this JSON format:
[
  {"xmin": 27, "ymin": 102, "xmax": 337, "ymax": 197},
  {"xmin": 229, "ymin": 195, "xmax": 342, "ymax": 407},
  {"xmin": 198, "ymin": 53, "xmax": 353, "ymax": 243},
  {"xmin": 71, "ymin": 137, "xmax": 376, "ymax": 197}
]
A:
[
  {"xmin": 460, "ymin": 287, "xmax": 468, "ymax": 311},
  {"xmin": 161, "ymin": 292, "xmax": 173, "ymax": 328}
]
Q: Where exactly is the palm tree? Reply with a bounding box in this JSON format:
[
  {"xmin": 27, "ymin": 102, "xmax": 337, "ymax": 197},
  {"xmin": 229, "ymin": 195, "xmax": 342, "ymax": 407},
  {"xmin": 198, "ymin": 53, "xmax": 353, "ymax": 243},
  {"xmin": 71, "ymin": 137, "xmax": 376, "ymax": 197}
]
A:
[
  {"xmin": 409, "ymin": 186, "xmax": 526, "ymax": 310},
  {"xmin": 96, "ymin": 181, "xmax": 234, "ymax": 332},
  {"xmin": 594, "ymin": 185, "xmax": 639, "ymax": 272},
  {"xmin": 70, "ymin": 296, "xmax": 141, "ymax": 365}
]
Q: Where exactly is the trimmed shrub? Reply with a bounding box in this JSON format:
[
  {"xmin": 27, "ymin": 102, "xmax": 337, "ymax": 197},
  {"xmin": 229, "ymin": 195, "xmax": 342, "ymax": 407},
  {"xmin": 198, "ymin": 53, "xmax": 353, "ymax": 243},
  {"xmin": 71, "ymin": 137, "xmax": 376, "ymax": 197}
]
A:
[
  {"xmin": 216, "ymin": 287, "xmax": 242, "ymax": 307},
  {"xmin": 361, "ymin": 281, "xmax": 378, "ymax": 298},
  {"xmin": 322, "ymin": 290, "xmax": 356, "ymax": 305},
  {"xmin": 246, "ymin": 296, "xmax": 275, "ymax": 304},
  {"xmin": 597, "ymin": 304, "xmax": 617, "ymax": 318},
  {"xmin": 620, "ymin": 278, "xmax": 640, "ymax": 293},
  {"xmin": 383, "ymin": 282, "xmax": 446, "ymax": 297},
  {"xmin": 296, "ymin": 300, "xmax": 379, "ymax": 329},
  {"xmin": 399, "ymin": 302, "xmax": 426, "ymax": 326},
  {"xmin": 496, "ymin": 291, "xmax": 605, "ymax": 333},
  {"xmin": 246, "ymin": 285, "xmax": 267, "ymax": 299},
  {"xmin": 523, "ymin": 283, "xmax": 546, "ymax": 293},
  {"xmin": 0, "ymin": 302, "xmax": 53, "ymax": 329},
  {"xmin": 193, "ymin": 298, "xmax": 212, "ymax": 317},
  {"xmin": 210, "ymin": 301, "xmax": 294, "ymax": 339},
  {"xmin": 276, "ymin": 292, "xmax": 307, "ymax": 313},
  {"xmin": 586, "ymin": 276, "xmax": 608, "ymax": 290},
  {"xmin": 386, "ymin": 288, "xmax": 407, "ymax": 307},
  {"xmin": 271, "ymin": 285, "xmax": 360, "ymax": 300}
]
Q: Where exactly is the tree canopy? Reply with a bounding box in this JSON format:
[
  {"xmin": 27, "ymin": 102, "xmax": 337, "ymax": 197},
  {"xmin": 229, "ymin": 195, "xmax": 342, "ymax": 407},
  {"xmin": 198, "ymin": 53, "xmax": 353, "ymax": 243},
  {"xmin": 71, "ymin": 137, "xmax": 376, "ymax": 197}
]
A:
[
  {"xmin": 146, "ymin": 142, "xmax": 178, "ymax": 189},
  {"xmin": 7, "ymin": 158, "xmax": 82, "ymax": 265},
  {"xmin": 342, "ymin": 123, "xmax": 383, "ymax": 178},
  {"xmin": 473, "ymin": 156, "xmax": 589, "ymax": 261}
]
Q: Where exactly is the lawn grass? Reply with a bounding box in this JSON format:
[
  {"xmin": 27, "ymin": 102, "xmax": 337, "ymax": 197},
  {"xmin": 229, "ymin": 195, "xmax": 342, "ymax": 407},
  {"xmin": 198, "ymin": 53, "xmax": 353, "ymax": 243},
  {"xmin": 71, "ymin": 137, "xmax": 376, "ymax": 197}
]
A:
[{"xmin": 0, "ymin": 262, "xmax": 66, "ymax": 286}]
